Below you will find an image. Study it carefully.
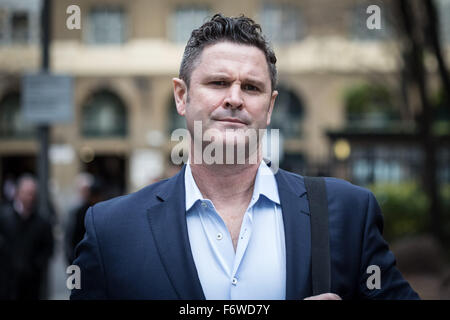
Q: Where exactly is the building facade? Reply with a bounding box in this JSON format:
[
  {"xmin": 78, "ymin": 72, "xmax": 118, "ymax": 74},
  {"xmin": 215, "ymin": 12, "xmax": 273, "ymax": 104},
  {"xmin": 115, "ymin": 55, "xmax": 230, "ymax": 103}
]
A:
[{"xmin": 0, "ymin": 0, "xmax": 449, "ymax": 217}]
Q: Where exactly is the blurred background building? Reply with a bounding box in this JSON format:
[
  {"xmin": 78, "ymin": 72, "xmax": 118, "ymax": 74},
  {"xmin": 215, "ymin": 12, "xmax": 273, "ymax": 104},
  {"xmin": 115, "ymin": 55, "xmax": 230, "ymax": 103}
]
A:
[{"xmin": 0, "ymin": 0, "xmax": 449, "ymax": 299}]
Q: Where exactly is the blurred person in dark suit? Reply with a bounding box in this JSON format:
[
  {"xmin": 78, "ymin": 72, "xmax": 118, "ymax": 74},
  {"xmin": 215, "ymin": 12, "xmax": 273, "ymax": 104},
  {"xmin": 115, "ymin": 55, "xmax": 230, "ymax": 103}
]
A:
[
  {"xmin": 0, "ymin": 174, "xmax": 54, "ymax": 300},
  {"xmin": 65, "ymin": 174, "xmax": 104, "ymax": 265},
  {"xmin": 2, "ymin": 173, "xmax": 16, "ymax": 203}
]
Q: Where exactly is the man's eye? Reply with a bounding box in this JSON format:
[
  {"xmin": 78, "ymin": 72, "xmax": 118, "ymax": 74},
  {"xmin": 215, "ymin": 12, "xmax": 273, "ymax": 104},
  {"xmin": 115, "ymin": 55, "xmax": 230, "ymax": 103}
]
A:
[
  {"xmin": 243, "ymin": 84, "xmax": 259, "ymax": 91},
  {"xmin": 211, "ymin": 81, "xmax": 227, "ymax": 86}
]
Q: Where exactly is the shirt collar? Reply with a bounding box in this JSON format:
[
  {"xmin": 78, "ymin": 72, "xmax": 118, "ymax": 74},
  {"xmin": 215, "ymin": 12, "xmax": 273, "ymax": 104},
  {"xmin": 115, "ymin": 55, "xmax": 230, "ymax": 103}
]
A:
[
  {"xmin": 184, "ymin": 160, "xmax": 280, "ymax": 212},
  {"xmin": 251, "ymin": 160, "xmax": 280, "ymax": 206},
  {"xmin": 184, "ymin": 162, "xmax": 205, "ymax": 211}
]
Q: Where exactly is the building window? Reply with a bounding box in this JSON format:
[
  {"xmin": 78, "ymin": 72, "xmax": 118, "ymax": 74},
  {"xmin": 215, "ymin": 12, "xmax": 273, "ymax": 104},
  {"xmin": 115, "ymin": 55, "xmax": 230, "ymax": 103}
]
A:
[
  {"xmin": 0, "ymin": 9, "xmax": 7, "ymax": 41},
  {"xmin": 259, "ymin": 3, "xmax": 304, "ymax": 44},
  {"xmin": 11, "ymin": 11, "xmax": 29, "ymax": 43},
  {"xmin": 81, "ymin": 90, "xmax": 127, "ymax": 138},
  {"xmin": 433, "ymin": 88, "xmax": 450, "ymax": 134},
  {"xmin": 0, "ymin": 0, "xmax": 41, "ymax": 44},
  {"xmin": 350, "ymin": 145, "xmax": 423, "ymax": 185},
  {"xmin": 170, "ymin": 6, "xmax": 210, "ymax": 43},
  {"xmin": 437, "ymin": 0, "xmax": 450, "ymax": 44},
  {"xmin": 0, "ymin": 92, "xmax": 34, "ymax": 138},
  {"xmin": 269, "ymin": 86, "xmax": 304, "ymax": 138},
  {"xmin": 438, "ymin": 147, "xmax": 450, "ymax": 184},
  {"xmin": 350, "ymin": 3, "xmax": 391, "ymax": 41},
  {"xmin": 86, "ymin": 6, "xmax": 126, "ymax": 45}
]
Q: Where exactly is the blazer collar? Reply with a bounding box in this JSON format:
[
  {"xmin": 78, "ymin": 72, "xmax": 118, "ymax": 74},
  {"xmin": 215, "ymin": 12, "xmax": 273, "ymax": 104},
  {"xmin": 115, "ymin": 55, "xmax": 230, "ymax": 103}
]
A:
[
  {"xmin": 274, "ymin": 169, "xmax": 312, "ymax": 299},
  {"xmin": 146, "ymin": 165, "xmax": 206, "ymax": 300}
]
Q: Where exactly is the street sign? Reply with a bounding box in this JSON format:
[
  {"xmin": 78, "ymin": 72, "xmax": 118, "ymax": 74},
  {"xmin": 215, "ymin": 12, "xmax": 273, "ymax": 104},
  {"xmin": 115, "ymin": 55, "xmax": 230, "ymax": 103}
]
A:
[{"xmin": 22, "ymin": 73, "xmax": 74, "ymax": 124}]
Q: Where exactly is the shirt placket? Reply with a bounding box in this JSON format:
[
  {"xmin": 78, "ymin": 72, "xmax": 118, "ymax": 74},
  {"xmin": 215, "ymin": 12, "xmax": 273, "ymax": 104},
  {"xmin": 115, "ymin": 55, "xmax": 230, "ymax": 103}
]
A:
[
  {"xmin": 198, "ymin": 200, "xmax": 235, "ymax": 277},
  {"xmin": 230, "ymin": 202, "xmax": 255, "ymax": 297}
]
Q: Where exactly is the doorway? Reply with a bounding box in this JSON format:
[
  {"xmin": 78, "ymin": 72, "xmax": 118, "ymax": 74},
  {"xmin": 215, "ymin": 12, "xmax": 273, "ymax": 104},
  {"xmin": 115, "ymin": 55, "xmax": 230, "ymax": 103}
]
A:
[{"xmin": 82, "ymin": 155, "xmax": 126, "ymax": 201}]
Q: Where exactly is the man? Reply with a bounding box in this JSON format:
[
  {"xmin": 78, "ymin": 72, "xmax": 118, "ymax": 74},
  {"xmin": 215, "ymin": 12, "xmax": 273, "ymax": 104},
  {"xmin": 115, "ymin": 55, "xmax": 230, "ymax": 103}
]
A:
[
  {"xmin": 71, "ymin": 14, "xmax": 419, "ymax": 300},
  {"xmin": 0, "ymin": 175, "xmax": 54, "ymax": 299},
  {"xmin": 65, "ymin": 173, "xmax": 104, "ymax": 265}
]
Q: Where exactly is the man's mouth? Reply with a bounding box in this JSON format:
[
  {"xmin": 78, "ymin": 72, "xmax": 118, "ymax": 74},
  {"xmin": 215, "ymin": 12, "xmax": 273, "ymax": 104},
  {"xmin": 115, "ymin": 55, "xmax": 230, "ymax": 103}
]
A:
[{"xmin": 216, "ymin": 117, "xmax": 247, "ymax": 125}]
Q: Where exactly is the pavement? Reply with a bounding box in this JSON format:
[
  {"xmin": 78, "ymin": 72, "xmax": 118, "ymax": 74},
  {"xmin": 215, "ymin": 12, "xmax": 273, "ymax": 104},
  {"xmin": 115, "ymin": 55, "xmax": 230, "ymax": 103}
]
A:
[{"xmin": 47, "ymin": 225, "xmax": 71, "ymax": 300}]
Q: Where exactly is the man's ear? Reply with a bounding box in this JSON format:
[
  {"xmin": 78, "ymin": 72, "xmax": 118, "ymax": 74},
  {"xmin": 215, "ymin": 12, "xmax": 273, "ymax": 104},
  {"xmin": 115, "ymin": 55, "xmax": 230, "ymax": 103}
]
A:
[
  {"xmin": 172, "ymin": 78, "xmax": 188, "ymax": 116},
  {"xmin": 266, "ymin": 90, "xmax": 278, "ymax": 126}
]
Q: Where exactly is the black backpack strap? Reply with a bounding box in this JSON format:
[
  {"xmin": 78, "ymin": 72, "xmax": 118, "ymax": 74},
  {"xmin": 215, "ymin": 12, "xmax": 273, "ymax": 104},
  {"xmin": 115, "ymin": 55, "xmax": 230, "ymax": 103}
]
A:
[{"xmin": 304, "ymin": 176, "xmax": 331, "ymax": 295}]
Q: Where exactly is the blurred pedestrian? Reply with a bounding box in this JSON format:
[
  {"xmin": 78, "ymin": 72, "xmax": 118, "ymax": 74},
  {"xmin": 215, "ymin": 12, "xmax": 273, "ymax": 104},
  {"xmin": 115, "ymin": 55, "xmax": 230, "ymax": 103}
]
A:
[
  {"xmin": 65, "ymin": 173, "xmax": 103, "ymax": 265},
  {"xmin": 0, "ymin": 174, "xmax": 54, "ymax": 300},
  {"xmin": 2, "ymin": 173, "xmax": 16, "ymax": 203}
]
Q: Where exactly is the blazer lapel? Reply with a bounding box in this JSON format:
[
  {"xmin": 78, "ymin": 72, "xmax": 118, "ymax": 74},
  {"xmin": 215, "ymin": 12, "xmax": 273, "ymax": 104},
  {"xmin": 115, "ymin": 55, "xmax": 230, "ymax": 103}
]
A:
[
  {"xmin": 147, "ymin": 165, "xmax": 205, "ymax": 300},
  {"xmin": 275, "ymin": 169, "xmax": 312, "ymax": 300}
]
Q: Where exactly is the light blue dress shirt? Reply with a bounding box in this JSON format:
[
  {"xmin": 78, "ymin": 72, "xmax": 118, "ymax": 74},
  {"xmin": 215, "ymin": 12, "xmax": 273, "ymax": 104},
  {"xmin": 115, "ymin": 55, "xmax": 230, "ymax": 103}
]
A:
[{"xmin": 185, "ymin": 160, "xmax": 286, "ymax": 300}]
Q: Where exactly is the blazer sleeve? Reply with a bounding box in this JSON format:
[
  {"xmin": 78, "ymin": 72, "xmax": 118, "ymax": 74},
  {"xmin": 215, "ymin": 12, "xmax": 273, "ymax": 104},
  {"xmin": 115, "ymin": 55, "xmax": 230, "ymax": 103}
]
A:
[
  {"xmin": 358, "ymin": 191, "xmax": 420, "ymax": 299},
  {"xmin": 70, "ymin": 206, "xmax": 108, "ymax": 300}
]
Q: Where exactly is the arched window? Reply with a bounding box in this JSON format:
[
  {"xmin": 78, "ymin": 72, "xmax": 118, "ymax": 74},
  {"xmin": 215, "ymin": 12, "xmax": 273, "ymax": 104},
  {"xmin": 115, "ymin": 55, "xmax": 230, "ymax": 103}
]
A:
[
  {"xmin": 81, "ymin": 90, "xmax": 127, "ymax": 137},
  {"xmin": 0, "ymin": 92, "xmax": 34, "ymax": 138},
  {"xmin": 269, "ymin": 86, "xmax": 304, "ymax": 138}
]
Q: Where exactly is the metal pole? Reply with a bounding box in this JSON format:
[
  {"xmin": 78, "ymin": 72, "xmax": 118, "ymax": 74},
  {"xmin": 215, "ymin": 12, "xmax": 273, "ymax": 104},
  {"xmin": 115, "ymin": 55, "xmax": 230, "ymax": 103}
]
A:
[
  {"xmin": 38, "ymin": 0, "xmax": 51, "ymax": 221},
  {"xmin": 42, "ymin": 0, "xmax": 50, "ymax": 70}
]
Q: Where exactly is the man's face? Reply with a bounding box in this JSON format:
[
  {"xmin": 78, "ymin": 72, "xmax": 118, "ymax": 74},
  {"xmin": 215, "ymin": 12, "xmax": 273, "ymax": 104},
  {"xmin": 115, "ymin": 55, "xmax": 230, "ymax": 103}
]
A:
[
  {"xmin": 173, "ymin": 41, "xmax": 278, "ymax": 154},
  {"xmin": 16, "ymin": 179, "xmax": 37, "ymax": 214}
]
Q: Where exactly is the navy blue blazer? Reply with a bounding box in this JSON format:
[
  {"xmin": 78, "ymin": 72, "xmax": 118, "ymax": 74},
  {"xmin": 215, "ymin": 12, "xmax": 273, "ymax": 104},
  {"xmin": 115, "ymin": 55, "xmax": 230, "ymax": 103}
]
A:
[{"xmin": 70, "ymin": 165, "xmax": 419, "ymax": 300}]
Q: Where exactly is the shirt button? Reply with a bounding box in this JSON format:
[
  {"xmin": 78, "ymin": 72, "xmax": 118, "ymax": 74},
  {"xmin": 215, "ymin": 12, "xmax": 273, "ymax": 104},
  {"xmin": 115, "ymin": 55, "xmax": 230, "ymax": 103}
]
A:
[
  {"xmin": 232, "ymin": 277, "xmax": 238, "ymax": 285},
  {"xmin": 216, "ymin": 233, "xmax": 223, "ymax": 240},
  {"xmin": 201, "ymin": 202, "xmax": 207, "ymax": 208}
]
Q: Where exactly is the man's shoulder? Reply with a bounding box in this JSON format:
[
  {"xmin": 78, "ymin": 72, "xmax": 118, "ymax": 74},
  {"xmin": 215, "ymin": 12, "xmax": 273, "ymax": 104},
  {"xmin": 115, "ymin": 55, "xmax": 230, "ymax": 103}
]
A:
[
  {"xmin": 280, "ymin": 170, "xmax": 377, "ymax": 228},
  {"xmin": 278, "ymin": 168, "xmax": 371, "ymax": 198},
  {"xmin": 0, "ymin": 202, "xmax": 14, "ymax": 220},
  {"xmin": 323, "ymin": 176, "xmax": 372, "ymax": 199}
]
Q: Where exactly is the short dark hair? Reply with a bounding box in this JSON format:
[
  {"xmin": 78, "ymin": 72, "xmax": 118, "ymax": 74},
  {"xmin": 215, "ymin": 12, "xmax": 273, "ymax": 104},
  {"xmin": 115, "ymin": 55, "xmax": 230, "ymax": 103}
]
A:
[
  {"xmin": 179, "ymin": 13, "xmax": 277, "ymax": 91},
  {"xmin": 16, "ymin": 173, "xmax": 36, "ymax": 190}
]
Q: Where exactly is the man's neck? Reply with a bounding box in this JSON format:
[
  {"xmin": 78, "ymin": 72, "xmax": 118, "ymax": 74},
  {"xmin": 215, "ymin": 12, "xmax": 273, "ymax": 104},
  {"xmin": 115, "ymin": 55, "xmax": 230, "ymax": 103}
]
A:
[
  {"xmin": 188, "ymin": 153, "xmax": 262, "ymax": 212},
  {"xmin": 187, "ymin": 149, "xmax": 264, "ymax": 251}
]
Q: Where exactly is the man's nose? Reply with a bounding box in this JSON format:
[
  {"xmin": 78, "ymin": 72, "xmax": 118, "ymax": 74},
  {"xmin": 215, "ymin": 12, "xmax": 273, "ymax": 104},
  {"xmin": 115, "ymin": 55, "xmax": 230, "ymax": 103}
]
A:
[{"xmin": 224, "ymin": 84, "xmax": 243, "ymax": 109}]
